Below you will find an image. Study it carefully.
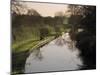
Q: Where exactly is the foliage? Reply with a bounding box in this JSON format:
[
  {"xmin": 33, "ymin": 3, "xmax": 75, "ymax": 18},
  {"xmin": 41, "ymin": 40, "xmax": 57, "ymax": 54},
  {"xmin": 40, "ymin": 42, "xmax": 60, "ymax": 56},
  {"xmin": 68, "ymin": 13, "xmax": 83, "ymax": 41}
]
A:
[{"xmin": 68, "ymin": 4, "xmax": 96, "ymax": 69}]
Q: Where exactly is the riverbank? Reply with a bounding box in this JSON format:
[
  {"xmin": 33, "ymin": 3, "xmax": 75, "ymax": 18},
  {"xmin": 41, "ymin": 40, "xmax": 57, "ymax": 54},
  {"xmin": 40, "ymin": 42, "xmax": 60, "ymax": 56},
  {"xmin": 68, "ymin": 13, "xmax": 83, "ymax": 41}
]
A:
[
  {"xmin": 24, "ymin": 32, "xmax": 83, "ymax": 73},
  {"xmin": 12, "ymin": 36, "xmax": 55, "ymax": 74}
]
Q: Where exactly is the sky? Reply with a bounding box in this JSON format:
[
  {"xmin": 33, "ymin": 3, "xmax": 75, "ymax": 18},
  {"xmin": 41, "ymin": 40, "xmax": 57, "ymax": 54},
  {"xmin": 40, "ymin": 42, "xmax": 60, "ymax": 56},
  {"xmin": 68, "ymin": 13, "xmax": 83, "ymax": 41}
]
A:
[{"xmin": 19, "ymin": 1, "xmax": 68, "ymax": 17}]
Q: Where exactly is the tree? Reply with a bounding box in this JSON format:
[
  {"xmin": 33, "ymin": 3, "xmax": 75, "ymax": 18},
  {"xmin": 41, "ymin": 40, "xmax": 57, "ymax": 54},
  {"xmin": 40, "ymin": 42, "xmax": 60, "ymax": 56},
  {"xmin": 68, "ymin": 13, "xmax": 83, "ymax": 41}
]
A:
[
  {"xmin": 27, "ymin": 9, "xmax": 41, "ymax": 16},
  {"xmin": 67, "ymin": 4, "xmax": 96, "ymax": 69},
  {"xmin": 54, "ymin": 11, "xmax": 65, "ymax": 24},
  {"xmin": 39, "ymin": 27, "xmax": 49, "ymax": 40},
  {"xmin": 81, "ymin": 6, "xmax": 96, "ymax": 34},
  {"xmin": 75, "ymin": 6, "xmax": 96, "ymax": 69},
  {"xmin": 67, "ymin": 4, "xmax": 85, "ymax": 41},
  {"xmin": 11, "ymin": 1, "xmax": 27, "ymax": 15}
]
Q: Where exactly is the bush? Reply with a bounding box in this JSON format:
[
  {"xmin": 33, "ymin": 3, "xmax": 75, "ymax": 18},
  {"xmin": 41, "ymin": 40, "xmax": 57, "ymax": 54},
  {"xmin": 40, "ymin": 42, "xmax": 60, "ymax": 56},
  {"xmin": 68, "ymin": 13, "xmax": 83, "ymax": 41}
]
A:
[{"xmin": 76, "ymin": 31, "xmax": 96, "ymax": 69}]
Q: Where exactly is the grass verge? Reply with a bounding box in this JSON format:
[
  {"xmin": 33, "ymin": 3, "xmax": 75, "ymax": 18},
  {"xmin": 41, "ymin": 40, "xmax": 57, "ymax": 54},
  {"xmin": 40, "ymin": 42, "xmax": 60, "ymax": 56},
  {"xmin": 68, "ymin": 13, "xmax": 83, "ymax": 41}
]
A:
[{"xmin": 12, "ymin": 36, "xmax": 55, "ymax": 75}]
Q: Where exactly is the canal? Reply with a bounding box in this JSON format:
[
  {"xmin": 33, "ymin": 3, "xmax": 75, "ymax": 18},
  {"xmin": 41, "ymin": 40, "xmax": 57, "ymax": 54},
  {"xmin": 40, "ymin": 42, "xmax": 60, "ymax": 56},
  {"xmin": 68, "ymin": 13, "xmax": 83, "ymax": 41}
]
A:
[{"xmin": 24, "ymin": 33, "xmax": 83, "ymax": 73}]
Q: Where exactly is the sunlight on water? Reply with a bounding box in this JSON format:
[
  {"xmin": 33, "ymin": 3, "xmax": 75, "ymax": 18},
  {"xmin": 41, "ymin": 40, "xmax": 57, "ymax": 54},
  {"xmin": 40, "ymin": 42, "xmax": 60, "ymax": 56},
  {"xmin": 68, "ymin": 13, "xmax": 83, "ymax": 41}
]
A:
[{"xmin": 24, "ymin": 33, "xmax": 83, "ymax": 73}]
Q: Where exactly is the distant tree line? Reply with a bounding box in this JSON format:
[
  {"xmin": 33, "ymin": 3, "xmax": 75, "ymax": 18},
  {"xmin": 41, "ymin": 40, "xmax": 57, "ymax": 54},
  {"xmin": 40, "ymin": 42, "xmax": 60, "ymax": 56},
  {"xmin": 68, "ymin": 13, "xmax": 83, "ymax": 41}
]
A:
[{"xmin": 12, "ymin": 6, "xmax": 69, "ymax": 42}]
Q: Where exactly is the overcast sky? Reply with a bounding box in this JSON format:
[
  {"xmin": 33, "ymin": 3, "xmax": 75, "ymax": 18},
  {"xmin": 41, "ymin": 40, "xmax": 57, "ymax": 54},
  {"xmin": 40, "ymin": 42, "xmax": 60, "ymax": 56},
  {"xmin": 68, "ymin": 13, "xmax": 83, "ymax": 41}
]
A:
[{"xmin": 17, "ymin": 1, "xmax": 68, "ymax": 17}]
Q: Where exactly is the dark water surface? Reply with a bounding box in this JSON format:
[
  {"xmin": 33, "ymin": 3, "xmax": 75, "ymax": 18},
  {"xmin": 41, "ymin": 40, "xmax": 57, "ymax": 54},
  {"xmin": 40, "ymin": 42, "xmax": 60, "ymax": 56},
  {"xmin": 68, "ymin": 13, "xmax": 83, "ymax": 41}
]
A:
[{"xmin": 24, "ymin": 33, "xmax": 83, "ymax": 73}]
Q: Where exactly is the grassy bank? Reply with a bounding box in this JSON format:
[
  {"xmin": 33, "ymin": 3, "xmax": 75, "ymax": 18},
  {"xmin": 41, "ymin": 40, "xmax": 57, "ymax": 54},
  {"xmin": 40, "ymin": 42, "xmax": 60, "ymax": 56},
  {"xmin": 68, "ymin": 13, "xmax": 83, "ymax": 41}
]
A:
[{"xmin": 12, "ymin": 36, "xmax": 55, "ymax": 74}]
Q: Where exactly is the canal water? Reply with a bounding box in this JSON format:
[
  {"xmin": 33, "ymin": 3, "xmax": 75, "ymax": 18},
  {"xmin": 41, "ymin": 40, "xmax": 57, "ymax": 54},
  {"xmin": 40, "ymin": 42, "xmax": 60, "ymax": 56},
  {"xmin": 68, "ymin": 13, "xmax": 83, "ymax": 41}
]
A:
[{"xmin": 24, "ymin": 33, "xmax": 83, "ymax": 73}]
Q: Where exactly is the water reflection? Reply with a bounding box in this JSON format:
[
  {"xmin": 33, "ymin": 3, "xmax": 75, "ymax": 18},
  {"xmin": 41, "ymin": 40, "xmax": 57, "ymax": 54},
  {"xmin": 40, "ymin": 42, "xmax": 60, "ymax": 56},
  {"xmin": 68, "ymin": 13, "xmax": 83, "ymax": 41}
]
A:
[
  {"xmin": 34, "ymin": 48, "xmax": 43, "ymax": 61},
  {"xmin": 25, "ymin": 33, "xmax": 83, "ymax": 73},
  {"xmin": 55, "ymin": 33, "xmax": 76, "ymax": 51}
]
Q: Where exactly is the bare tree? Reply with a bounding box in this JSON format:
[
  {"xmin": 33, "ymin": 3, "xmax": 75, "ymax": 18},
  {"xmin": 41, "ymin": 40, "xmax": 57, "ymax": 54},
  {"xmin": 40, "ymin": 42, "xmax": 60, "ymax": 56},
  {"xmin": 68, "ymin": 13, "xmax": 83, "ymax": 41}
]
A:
[
  {"xmin": 67, "ymin": 4, "xmax": 84, "ymax": 41},
  {"xmin": 11, "ymin": 1, "xmax": 27, "ymax": 15}
]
